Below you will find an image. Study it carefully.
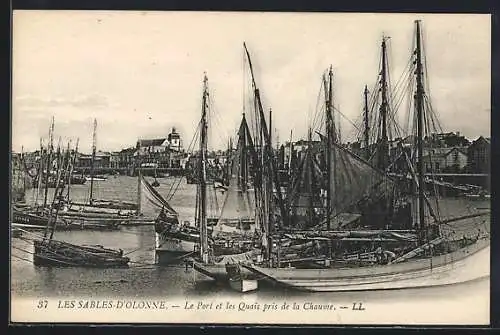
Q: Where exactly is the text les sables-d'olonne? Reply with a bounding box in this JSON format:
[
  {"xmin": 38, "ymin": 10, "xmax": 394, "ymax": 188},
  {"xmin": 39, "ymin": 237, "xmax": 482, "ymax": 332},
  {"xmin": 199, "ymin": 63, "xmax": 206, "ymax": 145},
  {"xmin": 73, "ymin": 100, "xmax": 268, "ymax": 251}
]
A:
[{"xmin": 50, "ymin": 299, "xmax": 365, "ymax": 312}]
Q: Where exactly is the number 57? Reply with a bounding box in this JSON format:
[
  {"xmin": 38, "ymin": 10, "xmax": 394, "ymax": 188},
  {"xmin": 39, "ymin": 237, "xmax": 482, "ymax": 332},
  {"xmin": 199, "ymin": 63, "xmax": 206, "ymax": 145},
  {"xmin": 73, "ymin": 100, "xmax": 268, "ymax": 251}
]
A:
[{"xmin": 37, "ymin": 300, "xmax": 48, "ymax": 309}]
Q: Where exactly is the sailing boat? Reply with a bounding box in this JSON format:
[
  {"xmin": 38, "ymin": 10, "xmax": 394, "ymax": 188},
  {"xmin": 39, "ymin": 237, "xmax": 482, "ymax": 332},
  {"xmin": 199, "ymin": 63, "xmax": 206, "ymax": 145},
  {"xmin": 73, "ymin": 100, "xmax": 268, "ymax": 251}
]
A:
[
  {"xmin": 191, "ymin": 113, "xmax": 262, "ymax": 287},
  {"xmin": 191, "ymin": 44, "xmax": 284, "ymax": 286},
  {"xmin": 67, "ymin": 119, "xmax": 137, "ymax": 215},
  {"xmin": 242, "ymin": 21, "xmax": 490, "ymax": 292},
  {"xmin": 152, "ymin": 163, "xmax": 160, "ymax": 187},
  {"xmin": 153, "ymin": 114, "xmax": 258, "ymax": 265},
  {"xmin": 32, "ymin": 142, "xmax": 130, "ymax": 268},
  {"xmin": 153, "ymin": 74, "xmax": 228, "ymax": 264},
  {"xmin": 13, "ymin": 120, "xmax": 145, "ymax": 231},
  {"xmin": 210, "ymin": 113, "xmax": 257, "ymax": 235}
]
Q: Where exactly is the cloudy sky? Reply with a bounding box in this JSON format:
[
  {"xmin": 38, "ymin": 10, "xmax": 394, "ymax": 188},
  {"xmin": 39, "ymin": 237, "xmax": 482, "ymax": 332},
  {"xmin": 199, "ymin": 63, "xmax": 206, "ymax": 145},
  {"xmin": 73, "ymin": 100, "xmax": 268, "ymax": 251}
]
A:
[{"xmin": 12, "ymin": 11, "xmax": 490, "ymax": 153}]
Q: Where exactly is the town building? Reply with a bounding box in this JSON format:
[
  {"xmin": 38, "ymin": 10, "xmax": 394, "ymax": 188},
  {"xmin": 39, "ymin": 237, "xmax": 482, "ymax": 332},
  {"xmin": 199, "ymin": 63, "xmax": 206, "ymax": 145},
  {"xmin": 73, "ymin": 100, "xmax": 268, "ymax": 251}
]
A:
[
  {"xmin": 467, "ymin": 136, "xmax": 490, "ymax": 174},
  {"xmin": 117, "ymin": 147, "xmax": 136, "ymax": 169},
  {"xmin": 75, "ymin": 151, "xmax": 110, "ymax": 170},
  {"xmin": 421, "ymin": 147, "xmax": 468, "ymax": 173},
  {"xmin": 134, "ymin": 127, "xmax": 184, "ymax": 168},
  {"xmin": 135, "ymin": 138, "xmax": 169, "ymax": 156},
  {"xmin": 424, "ymin": 132, "xmax": 470, "ymax": 148},
  {"xmin": 167, "ymin": 127, "xmax": 182, "ymax": 152}
]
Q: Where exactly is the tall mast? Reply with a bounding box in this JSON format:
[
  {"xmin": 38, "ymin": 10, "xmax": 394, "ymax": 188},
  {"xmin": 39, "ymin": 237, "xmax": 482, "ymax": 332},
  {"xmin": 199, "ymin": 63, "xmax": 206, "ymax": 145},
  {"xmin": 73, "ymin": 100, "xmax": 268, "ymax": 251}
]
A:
[
  {"xmin": 136, "ymin": 168, "xmax": 142, "ymax": 215},
  {"xmin": 21, "ymin": 146, "xmax": 26, "ymax": 193},
  {"xmin": 48, "ymin": 143, "xmax": 72, "ymax": 241},
  {"xmin": 35, "ymin": 138, "xmax": 44, "ymax": 207},
  {"xmin": 243, "ymin": 42, "xmax": 288, "ymax": 231},
  {"xmin": 227, "ymin": 136, "xmax": 233, "ymax": 186},
  {"xmin": 288, "ymin": 129, "xmax": 293, "ymax": 176},
  {"xmin": 307, "ymin": 128, "xmax": 314, "ymax": 226},
  {"xmin": 199, "ymin": 73, "xmax": 209, "ymax": 263},
  {"xmin": 66, "ymin": 139, "xmax": 78, "ymax": 201},
  {"xmin": 269, "ymin": 108, "xmax": 272, "ymax": 148},
  {"xmin": 64, "ymin": 141, "xmax": 71, "ymax": 200},
  {"xmin": 42, "ymin": 117, "xmax": 55, "ymax": 209},
  {"xmin": 415, "ymin": 20, "xmax": 425, "ymax": 233},
  {"xmin": 89, "ymin": 118, "xmax": 97, "ymax": 205},
  {"xmin": 239, "ymin": 113, "xmax": 248, "ymax": 192},
  {"xmin": 363, "ymin": 85, "xmax": 370, "ymax": 159},
  {"xmin": 379, "ymin": 36, "xmax": 389, "ymax": 171},
  {"xmin": 325, "ymin": 66, "xmax": 335, "ymax": 230}
]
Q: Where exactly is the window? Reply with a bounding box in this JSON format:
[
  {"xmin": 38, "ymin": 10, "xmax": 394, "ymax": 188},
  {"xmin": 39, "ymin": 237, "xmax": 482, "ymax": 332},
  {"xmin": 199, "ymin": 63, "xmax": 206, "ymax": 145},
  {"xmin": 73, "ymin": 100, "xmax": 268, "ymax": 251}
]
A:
[{"xmin": 435, "ymin": 162, "xmax": 440, "ymax": 171}]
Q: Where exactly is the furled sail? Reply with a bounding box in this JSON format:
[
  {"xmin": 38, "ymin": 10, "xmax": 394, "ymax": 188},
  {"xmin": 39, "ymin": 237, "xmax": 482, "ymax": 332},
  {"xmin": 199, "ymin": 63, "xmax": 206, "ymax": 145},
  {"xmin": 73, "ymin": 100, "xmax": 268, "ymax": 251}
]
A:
[{"xmin": 139, "ymin": 175, "xmax": 177, "ymax": 217}]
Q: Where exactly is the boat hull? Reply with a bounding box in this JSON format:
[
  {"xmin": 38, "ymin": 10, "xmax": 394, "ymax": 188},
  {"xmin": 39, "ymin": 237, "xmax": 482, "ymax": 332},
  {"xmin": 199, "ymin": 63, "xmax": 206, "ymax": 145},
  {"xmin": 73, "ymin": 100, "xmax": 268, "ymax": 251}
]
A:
[
  {"xmin": 12, "ymin": 209, "xmax": 124, "ymax": 231},
  {"xmin": 229, "ymin": 278, "xmax": 259, "ymax": 293},
  {"xmin": 155, "ymin": 232, "xmax": 197, "ymax": 265},
  {"xmin": 243, "ymin": 238, "xmax": 490, "ymax": 292},
  {"xmin": 192, "ymin": 261, "xmax": 256, "ymax": 282},
  {"xmin": 12, "ymin": 210, "xmax": 48, "ymax": 227},
  {"xmin": 33, "ymin": 240, "xmax": 130, "ymax": 268}
]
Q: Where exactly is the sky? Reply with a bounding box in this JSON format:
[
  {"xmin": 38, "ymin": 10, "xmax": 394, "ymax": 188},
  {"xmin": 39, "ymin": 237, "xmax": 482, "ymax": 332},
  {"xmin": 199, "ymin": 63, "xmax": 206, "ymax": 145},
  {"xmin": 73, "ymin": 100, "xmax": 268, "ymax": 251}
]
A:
[{"xmin": 12, "ymin": 11, "xmax": 491, "ymax": 154}]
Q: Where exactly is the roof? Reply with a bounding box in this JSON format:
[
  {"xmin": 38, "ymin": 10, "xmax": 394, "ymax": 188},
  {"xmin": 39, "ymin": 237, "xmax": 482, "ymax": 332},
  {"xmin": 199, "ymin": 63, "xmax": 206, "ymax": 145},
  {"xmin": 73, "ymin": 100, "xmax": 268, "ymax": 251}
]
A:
[
  {"xmin": 137, "ymin": 138, "xmax": 167, "ymax": 147},
  {"xmin": 120, "ymin": 147, "xmax": 136, "ymax": 154},
  {"xmin": 422, "ymin": 146, "xmax": 468, "ymax": 159},
  {"xmin": 475, "ymin": 136, "xmax": 490, "ymax": 145},
  {"xmin": 443, "ymin": 147, "xmax": 468, "ymax": 157}
]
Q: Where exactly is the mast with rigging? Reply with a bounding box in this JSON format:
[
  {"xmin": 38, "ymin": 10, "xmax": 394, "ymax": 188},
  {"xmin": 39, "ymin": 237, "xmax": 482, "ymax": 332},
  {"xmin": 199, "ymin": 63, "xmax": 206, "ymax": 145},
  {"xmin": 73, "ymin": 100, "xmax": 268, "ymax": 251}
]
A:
[
  {"xmin": 363, "ymin": 85, "xmax": 370, "ymax": 159},
  {"xmin": 89, "ymin": 119, "xmax": 97, "ymax": 206},
  {"xmin": 378, "ymin": 36, "xmax": 390, "ymax": 171},
  {"xmin": 199, "ymin": 74, "xmax": 209, "ymax": 264},
  {"xmin": 243, "ymin": 42, "xmax": 288, "ymax": 258},
  {"xmin": 324, "ymin": 66, "xmax": 336, "ymax": 230},
  {"xmin": 414, "ymin": 20, "xmax": 426, "ymax": 238}
]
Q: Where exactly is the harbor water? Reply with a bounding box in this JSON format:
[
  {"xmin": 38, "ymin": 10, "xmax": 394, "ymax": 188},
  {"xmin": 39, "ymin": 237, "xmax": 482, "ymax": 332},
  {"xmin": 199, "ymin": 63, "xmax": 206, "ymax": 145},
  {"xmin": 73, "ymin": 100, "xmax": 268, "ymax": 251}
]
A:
[{"xmin": 10, "ymin": 176, "xmax": 490, "ymax": 324}]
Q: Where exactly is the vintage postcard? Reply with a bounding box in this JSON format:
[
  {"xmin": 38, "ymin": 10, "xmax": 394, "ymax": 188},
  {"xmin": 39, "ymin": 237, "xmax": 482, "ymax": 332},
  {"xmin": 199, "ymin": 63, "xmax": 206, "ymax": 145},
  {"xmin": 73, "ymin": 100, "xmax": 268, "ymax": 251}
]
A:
[{"xmin": 10, "ymin": 10, "xmax": 491, "ymax": 325}]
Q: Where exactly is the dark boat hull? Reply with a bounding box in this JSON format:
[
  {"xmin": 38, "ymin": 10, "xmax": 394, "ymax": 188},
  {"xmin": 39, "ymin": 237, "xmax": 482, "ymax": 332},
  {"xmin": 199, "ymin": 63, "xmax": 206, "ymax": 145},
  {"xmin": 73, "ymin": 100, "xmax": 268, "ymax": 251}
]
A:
[
  {"xmin": 12, "ymin": 209, "xmax": 122, "ymax": 231},
  {"xmin": 33, "ymin": 240, "xmax": 129, "ymax": 268},
  {"xmin": 12, "ymin": 210, "xmax": 48, "ymax": 227}
]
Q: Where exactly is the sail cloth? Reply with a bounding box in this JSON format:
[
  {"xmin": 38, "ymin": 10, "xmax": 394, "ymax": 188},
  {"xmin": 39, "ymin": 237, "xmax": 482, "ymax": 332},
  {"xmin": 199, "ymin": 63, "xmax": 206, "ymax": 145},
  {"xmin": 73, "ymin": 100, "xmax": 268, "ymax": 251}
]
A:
[
  {"xmin": 319, "ymin": 133, "xmax": 396, "ymax": 228},
  {"xmin": 212, "ymin": 115, "xmax": 256, "ymax": 236},
  {"xmin": 139, "ymin": 175, "xmax": 177, "ymax": 217},
  {"xmin": 287, "ymin": 143, "xmax": 324, "ymax": 226}
]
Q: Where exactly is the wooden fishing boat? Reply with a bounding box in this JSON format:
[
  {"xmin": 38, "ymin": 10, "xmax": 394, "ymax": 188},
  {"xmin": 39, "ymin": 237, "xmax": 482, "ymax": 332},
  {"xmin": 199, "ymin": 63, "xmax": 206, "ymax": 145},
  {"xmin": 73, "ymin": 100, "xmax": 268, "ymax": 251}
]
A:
[
  {"xmin": 33, "ymin": 239, "xmax": 129, "ymax": 268},
  {"xmin": 67, "ymin": 120, "xmax": 139, "ymax": 215},
  {"xmin": 239, "ymin": 21, "xmax": 491, "ymax": 293},
  {"xmin": 29, "ymin": 139, "xmax": 130, "ymax": 268},
  {"xmin": 192, "ymin": 249, "xmax": 261, "ymax": 282},
  {"xmin": 12, "ymin": 206, "xmax": 124, "ymax": 231},
  {"xmin": 229, "ymin": 278, "xmax": 259, "ymax": 293},
  {"xmin": 227, "ymin": 262, "xmax": 259, "ymax": 292},
  {"xmin": 69, "ymin": 199, "xmax": 137, "ymax": 211},
  {"xmin": 189, "ymin": 71, "xmax": 268, "ymax": 284},
  {"xmin": 243, "ymin": 236, "xmax": 489, "ymax": 292},
  {"xmin": 12, "ymin": 208, "xmax": 52, "ymax": 227},
  {"xmin": 153, "ymin": 78, "xmax": 240, "ymax": 265}
]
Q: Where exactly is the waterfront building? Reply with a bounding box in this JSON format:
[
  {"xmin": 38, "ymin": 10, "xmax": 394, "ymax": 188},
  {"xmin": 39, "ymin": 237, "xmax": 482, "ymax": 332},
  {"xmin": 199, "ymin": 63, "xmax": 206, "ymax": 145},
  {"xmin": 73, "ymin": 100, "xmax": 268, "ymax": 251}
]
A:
[{"xmin": 467, "ymin": 136, "xmax": 490, "ymax": 174}]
